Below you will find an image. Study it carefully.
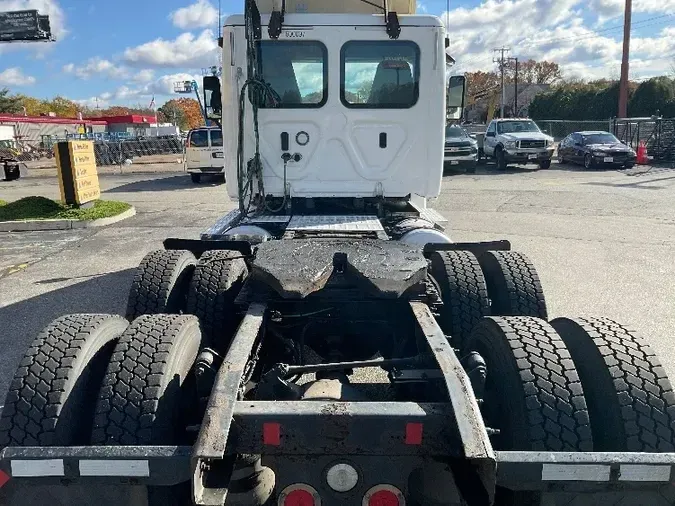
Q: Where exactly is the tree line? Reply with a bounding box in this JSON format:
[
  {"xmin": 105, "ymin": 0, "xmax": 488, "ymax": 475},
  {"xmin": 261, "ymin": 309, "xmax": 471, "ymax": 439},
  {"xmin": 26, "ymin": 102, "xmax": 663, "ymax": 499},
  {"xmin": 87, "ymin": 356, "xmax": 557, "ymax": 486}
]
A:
[
  {"xmin": 0, "ymin": 88, "xmax": 204, "ymax": 131},
  {"xmin": 528, "ymin": 77, "xmax": 675, "ymax": 120}
]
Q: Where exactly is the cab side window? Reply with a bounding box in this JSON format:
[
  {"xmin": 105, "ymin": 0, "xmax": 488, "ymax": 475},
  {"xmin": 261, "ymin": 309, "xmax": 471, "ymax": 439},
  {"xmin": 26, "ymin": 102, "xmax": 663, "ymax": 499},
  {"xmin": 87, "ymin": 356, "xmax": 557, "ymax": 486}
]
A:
[
  {"xmin": 487, "ymin": 122, "xmax": 496, "ymax": 134},
  {"xmin": 210, "ymin": 129, "xmax": 223, "ymax": 147},
  {"xmin": 188, "ymin": 129, "xmax": 209, "ymax": 148}
]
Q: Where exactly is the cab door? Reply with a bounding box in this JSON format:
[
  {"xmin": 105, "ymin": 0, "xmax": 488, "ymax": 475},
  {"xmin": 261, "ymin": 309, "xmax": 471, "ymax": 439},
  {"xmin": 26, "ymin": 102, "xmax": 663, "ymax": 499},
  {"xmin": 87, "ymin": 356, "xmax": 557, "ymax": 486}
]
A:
[
  {"xmin": 209, "ymin": 129, "xmax": 224, "ymax": 170},
  {"xmin": 484, "ymin": 121, "xmax": 497, "ymax": 157},
  {"xmin": 186, "ymin": 128, "xmax": 211, "ymax": 169}
]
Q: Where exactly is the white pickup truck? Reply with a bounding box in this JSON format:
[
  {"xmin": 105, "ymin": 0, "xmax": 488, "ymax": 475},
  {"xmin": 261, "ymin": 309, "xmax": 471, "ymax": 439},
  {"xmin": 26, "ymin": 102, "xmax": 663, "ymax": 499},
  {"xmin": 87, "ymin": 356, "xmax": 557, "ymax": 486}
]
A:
[{"xmin": 483, "ymin": 118, "xmax": 555, "ymax": 170}]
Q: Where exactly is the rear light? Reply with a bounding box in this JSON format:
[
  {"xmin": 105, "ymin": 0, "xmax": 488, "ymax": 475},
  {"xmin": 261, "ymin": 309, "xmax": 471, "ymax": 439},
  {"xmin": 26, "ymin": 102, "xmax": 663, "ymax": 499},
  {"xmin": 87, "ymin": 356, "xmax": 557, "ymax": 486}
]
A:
[
  {"xmin": 278, "ymin": 484, "xmax": 321, "ymax": 506},
  {"xmin": 363, "ymin": 485, "xmax": 405, "ymax": 506},
  {"xmin": 0, "ymin": 469, "xmax": 9, "ymax": 488}
]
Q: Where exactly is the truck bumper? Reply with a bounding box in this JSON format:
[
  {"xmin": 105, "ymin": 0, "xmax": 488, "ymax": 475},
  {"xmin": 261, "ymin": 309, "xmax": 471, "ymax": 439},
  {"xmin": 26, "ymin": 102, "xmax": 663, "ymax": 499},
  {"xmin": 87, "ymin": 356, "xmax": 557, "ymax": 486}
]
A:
[
  {"xmin": 444, "ymin": 153, "xmax": 478, "ymax": 167},
  {"xmin": 504, "ymin": 148, "xmax": 554, "ymax": 163},
  {"xmin": 3, "ymin": 447, "xmax": 675, "ymax": 506},
  {"xmin": 188, "ymin": 167, "xmax": 224, "ymax": 174}
]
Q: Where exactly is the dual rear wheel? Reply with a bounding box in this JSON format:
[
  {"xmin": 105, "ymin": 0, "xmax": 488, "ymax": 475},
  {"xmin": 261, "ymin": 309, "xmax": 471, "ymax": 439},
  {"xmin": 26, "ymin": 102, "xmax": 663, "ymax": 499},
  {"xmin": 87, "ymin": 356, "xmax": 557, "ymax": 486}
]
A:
[
  {"xmin": 429, "ymin": 249, "xmax": 675, "ymax": 454},
  {"xmin": 1, "ymin": 248, "xmax": 250, "ymax": 505}
]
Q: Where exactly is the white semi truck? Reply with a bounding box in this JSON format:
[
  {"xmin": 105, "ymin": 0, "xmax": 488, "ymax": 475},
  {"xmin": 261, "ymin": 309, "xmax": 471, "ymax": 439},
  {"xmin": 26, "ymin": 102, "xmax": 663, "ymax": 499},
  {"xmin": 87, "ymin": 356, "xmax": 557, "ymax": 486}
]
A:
[{"xmin": 1, "ymin": 2, "xmax": 674, "ymax": 506}]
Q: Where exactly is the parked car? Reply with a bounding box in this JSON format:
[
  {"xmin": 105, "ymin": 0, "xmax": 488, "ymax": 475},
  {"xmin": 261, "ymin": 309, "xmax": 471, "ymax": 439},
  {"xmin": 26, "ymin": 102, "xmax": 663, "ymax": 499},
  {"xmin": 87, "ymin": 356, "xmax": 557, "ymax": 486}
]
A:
[
  {"xmin": 185, "ymin": 126, "xmax": 225, "ymax": 183},
  {"xmin": 483, "ymin": 118, "xmax": 555, "ymax": 170},
  {"xmin": 558, "ymin": 131, "xmax": 636, "ymax": 169},
  {"xmin": 443, "ymin": 124, "xmax": 478, "ymax": 173}
]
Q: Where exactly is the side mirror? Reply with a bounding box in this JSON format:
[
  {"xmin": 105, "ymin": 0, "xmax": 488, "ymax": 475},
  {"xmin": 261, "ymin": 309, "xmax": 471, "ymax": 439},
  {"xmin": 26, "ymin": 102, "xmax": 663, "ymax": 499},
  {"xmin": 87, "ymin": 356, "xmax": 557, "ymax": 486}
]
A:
[
  {"xmin": 447, "ymin": 75, "xmax": 466, "ymax": 121},
  {"xmin": 486, "ymin": 131, "xmax": 495, "ymax": 138},
  {"xmin": 202, "ymin": 75, "xmax": 222, "ymax": 120}
]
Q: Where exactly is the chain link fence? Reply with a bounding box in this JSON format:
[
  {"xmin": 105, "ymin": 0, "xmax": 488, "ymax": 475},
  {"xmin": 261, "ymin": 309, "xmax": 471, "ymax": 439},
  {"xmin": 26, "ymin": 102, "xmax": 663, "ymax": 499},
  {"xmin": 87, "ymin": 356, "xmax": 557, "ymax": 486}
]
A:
[
  {"xmin": 535, "ymin": 120, "xmax": 612, "ymax": 141},
  {"xmin": 0, "ymin": 136, "xmax": 186, "ymax": 168},
  {"xmin": 93, "ymin": 137, "xmax": 185, "ymax": 166},
  {"xmin": 612, "ymin": 118, "xmax": 675, "ymax": 163},
  {"xmin": 457, "ymin": 120, "xmax": 613, "ymax": 141}
]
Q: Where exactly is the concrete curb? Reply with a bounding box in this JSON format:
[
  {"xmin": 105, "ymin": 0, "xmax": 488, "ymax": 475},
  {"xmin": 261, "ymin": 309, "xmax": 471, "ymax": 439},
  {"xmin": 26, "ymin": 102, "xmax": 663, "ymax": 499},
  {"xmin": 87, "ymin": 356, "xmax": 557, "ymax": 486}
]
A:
[{"xmin": 0, "ymin": 206, "xmax": 136, "ymax": 232}]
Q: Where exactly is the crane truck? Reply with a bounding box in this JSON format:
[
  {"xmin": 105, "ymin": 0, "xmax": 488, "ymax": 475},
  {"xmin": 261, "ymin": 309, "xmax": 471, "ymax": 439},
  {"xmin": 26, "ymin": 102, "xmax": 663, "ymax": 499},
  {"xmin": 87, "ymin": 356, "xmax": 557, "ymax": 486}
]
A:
[{"xmin": 2, "ymin": 1, "xmax": 675, "ymax": 506}]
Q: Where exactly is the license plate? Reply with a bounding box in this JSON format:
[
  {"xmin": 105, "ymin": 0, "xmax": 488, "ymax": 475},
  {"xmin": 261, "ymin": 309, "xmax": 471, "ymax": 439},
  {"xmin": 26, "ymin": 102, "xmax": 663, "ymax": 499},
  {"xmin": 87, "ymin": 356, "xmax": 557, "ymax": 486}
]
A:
[
  {"xmin": 450, "ymin": 161, "xmax": 459, "ymax": 165},
  {"xmin": 604, "ymin": 157, "xmax": 613, "ymax": 163},
  {"xmin": 528, "ymin": 154, "xmax": 537, "ymax": 160},
  {"xmin": 213, "ymin": 152, "xmax": 224, "ymax": 158}
]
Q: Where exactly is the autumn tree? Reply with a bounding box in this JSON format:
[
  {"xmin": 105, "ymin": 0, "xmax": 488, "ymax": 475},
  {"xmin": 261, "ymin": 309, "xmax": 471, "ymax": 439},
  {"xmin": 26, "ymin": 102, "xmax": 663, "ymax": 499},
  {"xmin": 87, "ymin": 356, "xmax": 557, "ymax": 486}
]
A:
[
  {"xmin": 158, "ymin": 100, "xmax": 187, "ymax": 129},
  {"xmin": 159, "ymin": 98, "xmax": 203, "ymax": 130},
  {"xmin": 465, "ymin": 71, "xmax": 500, "ymax": 103},
  {"xmin": 508, "ymin": 59, "xmax": 562, "ymax": 84}
]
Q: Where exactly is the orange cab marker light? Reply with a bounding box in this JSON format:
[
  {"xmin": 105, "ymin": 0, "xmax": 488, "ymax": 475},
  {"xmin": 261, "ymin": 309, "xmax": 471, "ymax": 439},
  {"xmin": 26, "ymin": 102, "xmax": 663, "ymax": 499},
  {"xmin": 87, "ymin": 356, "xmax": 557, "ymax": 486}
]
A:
[
  {"xmin": 405, "ymin": 422, "xmax": 423, "ymax": 445},
  {"xmin": 263, "ymin": 422, "xmax": 281, "ymax": 445}
]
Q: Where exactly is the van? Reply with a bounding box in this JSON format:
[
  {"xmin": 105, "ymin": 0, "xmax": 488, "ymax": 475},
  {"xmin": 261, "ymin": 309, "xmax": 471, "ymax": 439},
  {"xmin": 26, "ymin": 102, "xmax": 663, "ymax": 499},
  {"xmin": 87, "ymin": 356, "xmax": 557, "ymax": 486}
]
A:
[{"xmin": 185, "ymin": 126, "xmax": 224, "ymax": 183}]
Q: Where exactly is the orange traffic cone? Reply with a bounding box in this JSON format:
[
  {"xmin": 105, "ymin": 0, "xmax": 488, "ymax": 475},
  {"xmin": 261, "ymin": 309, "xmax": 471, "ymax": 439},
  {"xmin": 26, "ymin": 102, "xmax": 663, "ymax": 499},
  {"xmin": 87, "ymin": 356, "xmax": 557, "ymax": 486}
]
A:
[{"xmin": 636, "ymin": 141, "xmax": 648, "ymax": 165}]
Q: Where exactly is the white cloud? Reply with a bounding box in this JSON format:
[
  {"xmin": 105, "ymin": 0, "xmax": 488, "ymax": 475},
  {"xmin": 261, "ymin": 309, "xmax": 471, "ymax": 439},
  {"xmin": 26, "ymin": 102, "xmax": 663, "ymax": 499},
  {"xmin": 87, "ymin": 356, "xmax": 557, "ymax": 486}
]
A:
[
  {"xmin": 123, "ymin": 29, "xmax": 219, "ymax": 68},
  {"xmin": 132, "ymin": 69, "xmax": 156, "ymax": 83},
  {"xmin": 81, "ymin": 72, "xmax": 202, "ymax": 106},
  {"xmin": 442, "ymin": 0, "xmax": 675, "ymax": 81},
  {"xmin": 169, "ymin": 0, "xmax": 218, "ymax": 29},
  {"xmin": 0, "ymin": 67, "xmax": 36, "ymax": 85},
  {"xmin": 62, "ymin": 57, "xmax": 128, "ymax": 80}
]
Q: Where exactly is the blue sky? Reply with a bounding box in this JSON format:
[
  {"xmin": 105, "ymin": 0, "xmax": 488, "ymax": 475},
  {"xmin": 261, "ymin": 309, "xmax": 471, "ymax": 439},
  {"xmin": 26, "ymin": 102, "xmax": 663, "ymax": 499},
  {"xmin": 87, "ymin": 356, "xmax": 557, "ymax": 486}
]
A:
[{"xmin": 0, "ymin": 0, "xmax": 673, "ymax": 110}]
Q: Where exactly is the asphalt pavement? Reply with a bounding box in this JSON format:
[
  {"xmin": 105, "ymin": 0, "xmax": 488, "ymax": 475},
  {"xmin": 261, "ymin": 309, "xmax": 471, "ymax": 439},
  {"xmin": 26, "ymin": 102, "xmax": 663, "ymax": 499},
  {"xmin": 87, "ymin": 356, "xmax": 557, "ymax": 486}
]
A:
[{"xmin": 1, "ymin": 162, "xmax": 674, "ymax": 405}]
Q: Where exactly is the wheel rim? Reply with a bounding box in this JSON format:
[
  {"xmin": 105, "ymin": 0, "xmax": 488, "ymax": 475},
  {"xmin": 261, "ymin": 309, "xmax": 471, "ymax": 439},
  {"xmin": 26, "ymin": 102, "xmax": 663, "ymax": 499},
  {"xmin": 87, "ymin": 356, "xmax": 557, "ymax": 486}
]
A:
[{"xmin": 584, "ymin": 155, "xmax": 591, "ymax": 169}]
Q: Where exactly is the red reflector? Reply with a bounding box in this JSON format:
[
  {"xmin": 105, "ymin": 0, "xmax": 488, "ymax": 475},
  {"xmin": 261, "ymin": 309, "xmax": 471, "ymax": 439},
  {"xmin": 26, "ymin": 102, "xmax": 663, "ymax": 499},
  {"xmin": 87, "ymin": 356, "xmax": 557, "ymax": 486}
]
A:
[
  {"xmin": 283, "ymin": 489, "xmax": 315, "ymax": 506},
  {"xmin": 263, "ymin": 422, "xmax": 281, "ymax": 445},
  {"xmin": 368, "ymin": 489, "xmax": 400, "ymax": 506},
  {"xmin": 0, "ymin": 469, "xmax": 9, "ymax": 488},
  {"xmin": 405, "ymin": 422, "xmax": 423, "ymax": 445}
]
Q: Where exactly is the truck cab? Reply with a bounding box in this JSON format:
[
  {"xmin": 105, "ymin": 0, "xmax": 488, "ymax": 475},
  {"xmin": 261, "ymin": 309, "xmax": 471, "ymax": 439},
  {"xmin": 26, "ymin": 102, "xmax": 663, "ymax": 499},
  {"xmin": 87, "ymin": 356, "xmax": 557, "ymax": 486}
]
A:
[{"xmin": 204, "ymin": 10, "xmax": 464, "ymax": 205}]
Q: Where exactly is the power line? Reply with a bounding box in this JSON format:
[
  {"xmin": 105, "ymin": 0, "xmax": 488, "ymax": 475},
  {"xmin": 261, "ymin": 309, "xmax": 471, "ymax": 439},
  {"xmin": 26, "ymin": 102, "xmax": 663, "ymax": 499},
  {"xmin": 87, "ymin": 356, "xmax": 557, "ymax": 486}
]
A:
[{"xmin": 449, "ymin": 12, "xmax": 674, "ymax": 73}]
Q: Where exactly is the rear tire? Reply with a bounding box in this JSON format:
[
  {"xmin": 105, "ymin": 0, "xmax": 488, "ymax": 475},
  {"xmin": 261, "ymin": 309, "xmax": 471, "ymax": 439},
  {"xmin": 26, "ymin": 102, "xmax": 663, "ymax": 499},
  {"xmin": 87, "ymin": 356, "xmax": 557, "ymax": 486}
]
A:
[
  {"xmin": 91, "ymin": 314, "xmax": 201, "ymax": 506},
  {"xmin": 551, "ymin": 317, "xmax": 675, "ymax": 452},
  {"xmin": 191, "ymin": 173, "xmax": 202, "ymax": 183},
  {"xmin": 186, "ymin": 250, "xmax": 248, "ymax": 348},
  {"xmin": 465, "ymin": 316, "xmax": 593, "ymax": 451},
  {"xmin": 91, "ymin": 314, "xmax": 202, "ymax": 445},
  {"xmin": 478, "ymin": 251, "xmax": 547, "ymax": 319},
  {"xmin": 126, "ymin": 249, "xmax": 196, "ymax": 320},
  {"xmin": 428, "ymin": 251, "xmax": 489, "ymax": 349},
  {"xmin": 0, "ymin": 314, "xmax": 128, "ymax": 447}
]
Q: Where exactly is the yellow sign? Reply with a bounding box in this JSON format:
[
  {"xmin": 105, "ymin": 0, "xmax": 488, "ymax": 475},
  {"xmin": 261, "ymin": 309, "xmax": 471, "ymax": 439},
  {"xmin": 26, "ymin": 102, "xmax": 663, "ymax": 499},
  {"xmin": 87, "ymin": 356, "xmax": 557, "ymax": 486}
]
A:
[{"xmin": 55, "ymin": 140, "xmax": 100, "ymax": 206}]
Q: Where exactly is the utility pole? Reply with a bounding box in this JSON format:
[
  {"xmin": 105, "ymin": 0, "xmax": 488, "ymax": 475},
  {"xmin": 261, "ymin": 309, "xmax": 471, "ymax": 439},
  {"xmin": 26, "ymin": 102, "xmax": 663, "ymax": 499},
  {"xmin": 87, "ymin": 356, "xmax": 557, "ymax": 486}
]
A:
[
  {"xmin": 618, "ymin": 0, "xmax": 632, "ymax": 118},
  {"xmin": 494, "ymin": 47, "xmax": 510, "ymax": 118},
  {"xmin": 504, "ymin": 56, "xmax": 519, "ymax": 117}
]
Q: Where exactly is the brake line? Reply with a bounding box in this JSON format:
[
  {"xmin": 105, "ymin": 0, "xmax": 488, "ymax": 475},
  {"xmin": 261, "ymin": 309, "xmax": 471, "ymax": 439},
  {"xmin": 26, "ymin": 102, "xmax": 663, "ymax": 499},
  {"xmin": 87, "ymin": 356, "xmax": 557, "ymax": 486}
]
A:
[{"xmin": 237, "ymin": 0, "xmax": 280, "ymax": 217}]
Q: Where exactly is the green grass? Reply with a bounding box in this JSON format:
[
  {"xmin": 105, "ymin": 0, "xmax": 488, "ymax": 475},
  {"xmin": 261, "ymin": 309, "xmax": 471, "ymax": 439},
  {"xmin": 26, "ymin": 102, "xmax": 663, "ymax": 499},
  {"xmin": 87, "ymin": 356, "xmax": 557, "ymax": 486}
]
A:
[{"xmin": 0, "ymin": 196, "xmax": 131, "ymax": 222}]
